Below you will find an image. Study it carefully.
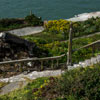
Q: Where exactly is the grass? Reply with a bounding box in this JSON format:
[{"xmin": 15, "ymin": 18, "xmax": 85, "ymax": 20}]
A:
[
  {"xmin": 0, "ymin": 24, "xmax": 28, "ymax": 32},
  {"xmin": 0, "ymin": 82, "xmax": 7, "ymax": 89},
  {"xmin": 0, "ymin": 77, "xmax": 49, "ymax": 100},
  {"xmin": 0, "ymin": 82, "xmax": 8, "ymax": 92},
  {"xmin": 23, "ymin": 31, "xmax": 100, "ymax": 44},
  {"xmin": 23, "ymin": 32, "xmax": 64, "ymax": 44}
]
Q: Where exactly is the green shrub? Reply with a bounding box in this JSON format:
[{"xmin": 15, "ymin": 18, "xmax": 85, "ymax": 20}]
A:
[
  {"xmin": 58, "ymin": 64, "xmax": 100, "ymax": 100},
  {"xmin": 29, "ymin": 64, "xmax": 100, "ymax": 100},
  {"xmin": 0, "ymin": 18, "xmax": 24, "ymax": 27},
  {"xmin": 25, "ymin": 14, "xmax": 43, "ymax": 26},
  {"xmin": 0, "ymin": 14, "xmax": 43, "ymax": 32}
]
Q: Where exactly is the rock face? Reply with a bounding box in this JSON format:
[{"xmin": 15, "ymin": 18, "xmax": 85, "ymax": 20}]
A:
[{"xmin": 0, "ymin": 32, "xmax": 45, "ymax": 62}]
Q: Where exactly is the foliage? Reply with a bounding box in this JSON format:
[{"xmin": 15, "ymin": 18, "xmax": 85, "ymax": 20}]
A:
[
  {"xmin": 45, "ymin": 17, "xmax": 100, "ymax": 40},
  {"xmin": 45, "ymin": 19, "xmax": 70, "ymax": 34},
  {"xmin": 45, "ymin": 19, "xmax": 71, "ymax": 40},
  {"xmin": 25, "ymin": 14, "xmax": 43, "ymax": 26},
  {"xmin": 24, "ymin": 33, "xmax": 100, "ymax": 64},
  {"xmin": 31, "ymin": 63, "xmax": 100, "ymax": 100},
  {"xmin": 0, "ymin": 77, "xmax": 49, "ymax": 100},
  {"xmin": 58, "ymin": 63, "xmax": 100, "ymax": 100},
  {"xmin": 23, "ymin": 32, "xmax": 64, "ymax": 44},
  {"xmin": 0, "ymin": 82, "xmax": 8, "ymax": 90},
  {"xmin": 0, "ymin": 18, "xmax": 26, "ymax": 32},
  {"xmin": 0, "ymin": 14, "xmax": 43, "ymax": 32},
  {"xmin": 0, "ymin": 18, "xmax": 24, "ymax": 27}
]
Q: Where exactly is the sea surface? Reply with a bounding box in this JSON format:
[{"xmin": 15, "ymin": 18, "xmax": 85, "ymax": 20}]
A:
[{"xmin": 0, "ymin": 0, "xmax": 100, "ymax": 20}]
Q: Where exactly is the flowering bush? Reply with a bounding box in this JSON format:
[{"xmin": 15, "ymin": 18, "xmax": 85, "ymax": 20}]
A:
[
  {"xmin": 45, "ymin": 19, "xmax": 70, "ymax": 34},
  {"xmin": 45, "ymin": 17, "xmax": 100, "ymax": 40}
]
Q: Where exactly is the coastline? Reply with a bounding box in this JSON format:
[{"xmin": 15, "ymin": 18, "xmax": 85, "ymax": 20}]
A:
[
  {"xmin": 67, "ymin": 11, "xmax": 100, "ymax": 22},
  {"xmin": 1, "ymin": 11, "xmax": 100, "ymax": 36}
]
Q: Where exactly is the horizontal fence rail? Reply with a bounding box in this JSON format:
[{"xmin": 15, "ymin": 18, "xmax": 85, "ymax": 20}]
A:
[
  {"xmin": 0, "ymin": 54, "xmax": 66, "ymax": 74},
  {"xmin": 75, "ymin": 40, "xmax": 100, "ymax": 52},
  {"xmin": 0, "ymin": 54, "xmax": 65, "ymax": 65},
  {"xmin": 0, "ymin": 39, "xmax": 100, "ymax": 74}
]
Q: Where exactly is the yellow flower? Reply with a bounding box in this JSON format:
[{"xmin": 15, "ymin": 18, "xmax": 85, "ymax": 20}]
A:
[
  {"xmin": 40, "ymin": 85, "xmax": 43, "ymax": 88},
  {"xmin": 44, "ymin": 80, "xmax": 47, "ymax": 83}
]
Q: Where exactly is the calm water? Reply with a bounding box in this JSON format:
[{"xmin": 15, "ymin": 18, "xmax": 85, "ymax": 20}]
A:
[{"xmin": 0, "ymin": 0, "xmax": 100, "ymax": 20}]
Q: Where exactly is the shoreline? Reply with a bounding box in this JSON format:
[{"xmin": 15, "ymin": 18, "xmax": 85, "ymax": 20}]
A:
[{"xmin": 67, "ymin": 11, "xmax": 100, "ymax": 22}]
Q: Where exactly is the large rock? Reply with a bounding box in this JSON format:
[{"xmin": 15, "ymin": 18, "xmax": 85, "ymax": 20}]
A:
[{"xmin": 0, "ymin": 32, "xmax": 47, "ymax": 62}]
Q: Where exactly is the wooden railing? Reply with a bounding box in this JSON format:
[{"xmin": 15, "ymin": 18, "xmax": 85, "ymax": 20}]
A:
[
  {"xmin": 0, "ymin": 39, "xmax": 100, "ymax": 72},
  {"xmin": 75, "ymin": 40, "xmax": 100, "ymax": 52},
  {"xmin": 71, "ymin": 40, "xmax": 100, "ymax": 64},
  {"xmin": 0, "ymin": 54, "xmax": 66, "ymax": 72}
]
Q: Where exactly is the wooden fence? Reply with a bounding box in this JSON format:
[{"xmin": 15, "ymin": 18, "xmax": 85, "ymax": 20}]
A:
[
  {"xmin": 75, "ymin": 40, "xmax": 100, "ymax": 52},
  {"xmin": 0, "ymin": 25, "xmax": 100, "ymax": 73},
  {"xmin": 0, "ymin": 54, "xmax": 66, "ymax": 72},
  {"xmin": 0, "ymin": 39, "xmax": 100, "ymax": 72}
]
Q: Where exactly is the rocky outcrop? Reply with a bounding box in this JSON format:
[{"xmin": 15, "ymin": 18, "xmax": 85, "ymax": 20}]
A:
[
  {"xmin": 0, "ymin": 32, "xmax": 34, "ymax": 61},
  {"xmin": 0, "ymin": 32, "xmax": 46, "ymax": 62}
]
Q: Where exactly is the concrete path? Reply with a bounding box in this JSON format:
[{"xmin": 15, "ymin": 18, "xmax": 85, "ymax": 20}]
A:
[
  {"xmin": 7, "ymin": 26, "xmax": 44, "ymax": 36},
  {"xmin": 0, "ymin": 81, "xmax": 28, "ymax": 95},
  {"xmin": 0, "ymin": 70, "xmax": 64, "ymax": 83},
  {"xmin": 0, "ymin": 70, "xmax": 64, "ymax": 95}
]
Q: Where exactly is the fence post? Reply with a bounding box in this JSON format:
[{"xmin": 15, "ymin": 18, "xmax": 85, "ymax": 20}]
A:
[
  {"xmin": 56, "ymin": 59, "xmax": 59, "ymax": 68},
  {"xmin": 51, "ymin": 60, "xmax": 54, "ymax": 69},
  {"xmin": 67, "ymin": 22, "xmax": 73, "ymax": 67},
  {"xmin": 40, "ymin": 61, "xmax": 43, "ymax": 70},
  {"xmin": 92, "ymin": 45, "xmax": 95, "ymax": 56},
  {"xmin": 30, "ymin": 10, "xmax": 32, "ymax": 16}
]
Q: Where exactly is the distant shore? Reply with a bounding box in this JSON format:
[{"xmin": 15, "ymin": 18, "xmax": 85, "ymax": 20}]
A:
[
  {"xmin": 1, "ymin": 11, "xmax": 100, "ymax": 36},
  {"xmin": 67, "ymin": 11, "xmax": 100, "ymax": 22}
]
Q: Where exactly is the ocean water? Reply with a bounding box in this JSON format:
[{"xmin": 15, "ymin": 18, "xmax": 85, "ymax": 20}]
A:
[{"xmin": 0, "ymin": 0, "xmax": 100, "ymax": 20}]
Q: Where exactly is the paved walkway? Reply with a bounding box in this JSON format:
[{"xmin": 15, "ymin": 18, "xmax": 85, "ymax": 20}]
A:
[
  {"xmin": 0, "ymin": 70, "xmax": 64, "ymax": 95},
  {"xmin": 0, "ymin": 81, "xmax": 28, "ymax": 95},
  {"xmin": 7, "ymin": 26, "xmax": 44, "ymax": 36}
]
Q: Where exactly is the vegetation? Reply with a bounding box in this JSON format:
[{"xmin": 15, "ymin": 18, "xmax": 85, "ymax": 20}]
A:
[
  {"xmin": 23, "ymin": 17, "xmax": 100, "ymax": 44},
  {"xmin": 23, "ymin": 32, "xmax": 64, "ymax": 44},
  {"xmin": 1, "ymin": 63, "xmax": 100, "ymax": 100},
  {"xmin": 0, "ymin": 82, "xmax": 8, "ymax": 91},
  {"xmin": 23, "ymin": 33, "xmax": 100, "ymax": 63},
  {"xmin": 25, "ymin": 14, "xmax": 43, "ymax": 26},
  {"xmin": 1, "ymin": 17, "xmax": 100, "ymax": 100},
  {"xmin": 45, "ymin": 17, "xmax": 100, "ymax": 40},
  {"xmin": 38, "ymin": 63, "xmax": 100, "ymax": 100},
  {"xmin": 0, "ymin": 77, "xmax": 49, "ymax": 100},
  {"xmin": 0, "ymin": 14, "xmax": 43, "ymax": 32}
]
